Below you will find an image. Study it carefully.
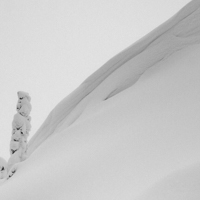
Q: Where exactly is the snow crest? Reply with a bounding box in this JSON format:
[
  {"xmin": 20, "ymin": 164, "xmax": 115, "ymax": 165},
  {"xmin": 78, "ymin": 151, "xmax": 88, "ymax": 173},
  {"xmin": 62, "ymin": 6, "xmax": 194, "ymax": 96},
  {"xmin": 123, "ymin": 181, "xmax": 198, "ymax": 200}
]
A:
[{"xmin": 28, "ymin": 0, "xmax": 200, "ymax": 156}]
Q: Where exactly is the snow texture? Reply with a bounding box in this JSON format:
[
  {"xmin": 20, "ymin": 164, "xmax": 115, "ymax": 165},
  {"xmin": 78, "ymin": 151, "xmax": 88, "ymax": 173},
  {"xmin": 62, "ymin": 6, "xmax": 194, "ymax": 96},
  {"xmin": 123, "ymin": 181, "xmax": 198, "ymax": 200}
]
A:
[{"xmin": 0, "ymin": 0, "xmax": 200, "ymax": 199}]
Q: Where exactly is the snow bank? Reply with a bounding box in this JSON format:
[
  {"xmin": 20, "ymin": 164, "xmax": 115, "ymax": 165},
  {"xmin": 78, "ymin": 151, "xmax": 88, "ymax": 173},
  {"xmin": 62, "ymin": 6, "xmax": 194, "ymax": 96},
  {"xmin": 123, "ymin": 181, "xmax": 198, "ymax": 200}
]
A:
[
  {"xmin": 0, "ymin": 43, "xmax": 200, "ymax": 199},
  {"xmin": 27, "ymin": 0, "xmax": 200, "ymax": 156},
  {"xmin": 0, "ymin": 1, "xmax": 200, "ymax": 200}
]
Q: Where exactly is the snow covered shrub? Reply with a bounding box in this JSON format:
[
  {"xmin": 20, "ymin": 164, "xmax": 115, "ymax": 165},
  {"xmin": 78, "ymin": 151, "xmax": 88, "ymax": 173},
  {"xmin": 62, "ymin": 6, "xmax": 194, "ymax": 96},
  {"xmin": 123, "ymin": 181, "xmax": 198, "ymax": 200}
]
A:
[
  {"xmin": 7, "ymin": 91, "xmax": 31, "ymax": 171},
  {"xmin": 0, "ymin": 157, "xmax": 7, "ymax": 179}
]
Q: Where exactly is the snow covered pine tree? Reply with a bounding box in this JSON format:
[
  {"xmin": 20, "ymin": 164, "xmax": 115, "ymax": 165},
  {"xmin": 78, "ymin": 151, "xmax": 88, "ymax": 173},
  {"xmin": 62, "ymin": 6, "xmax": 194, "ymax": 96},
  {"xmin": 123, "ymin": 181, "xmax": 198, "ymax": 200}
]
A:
[{"xmin": 7, "ymin": 91, "xmax": 31, "ymax": 171}]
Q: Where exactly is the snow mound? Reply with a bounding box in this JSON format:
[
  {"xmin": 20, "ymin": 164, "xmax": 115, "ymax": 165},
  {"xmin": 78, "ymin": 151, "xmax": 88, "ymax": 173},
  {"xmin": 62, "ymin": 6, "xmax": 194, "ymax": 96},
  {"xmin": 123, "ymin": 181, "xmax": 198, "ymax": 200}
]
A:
[
  {"xmin": 0, "ymin": 1, "xmax": 200, "ymax": 200},
  {"xmin": 28, "ymin": 0, "xmax": 200, "ymax": 156}
]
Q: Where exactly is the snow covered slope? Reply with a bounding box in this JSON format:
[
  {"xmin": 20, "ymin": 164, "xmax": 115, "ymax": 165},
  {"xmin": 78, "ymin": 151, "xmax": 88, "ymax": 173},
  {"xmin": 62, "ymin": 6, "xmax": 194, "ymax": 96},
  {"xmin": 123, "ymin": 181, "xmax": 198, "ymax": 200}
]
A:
[
  {"xmin": 136, "ymin": 163, "xmax": 200, "ymax": 200},
  {"xmin": 0, "ymin": 0, "xmax": 200, "ymax": 199},
  {"xmin": 27, "ymin": 0, "xmax": 200, "ymax": 156}
]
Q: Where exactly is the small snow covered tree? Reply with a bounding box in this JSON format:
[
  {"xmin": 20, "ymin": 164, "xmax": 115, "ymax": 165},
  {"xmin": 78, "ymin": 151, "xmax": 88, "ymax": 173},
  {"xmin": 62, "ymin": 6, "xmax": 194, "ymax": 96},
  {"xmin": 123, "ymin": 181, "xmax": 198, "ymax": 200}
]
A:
[{"xmin": 7, "ymin": 91, "xmax": 32, "ymax": 171}]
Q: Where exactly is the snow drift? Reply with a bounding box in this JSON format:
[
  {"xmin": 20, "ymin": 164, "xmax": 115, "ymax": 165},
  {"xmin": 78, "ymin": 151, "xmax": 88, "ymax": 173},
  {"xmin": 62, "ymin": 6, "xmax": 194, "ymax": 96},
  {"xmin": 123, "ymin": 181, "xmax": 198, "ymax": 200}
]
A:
[
  {"xmin": 27, "ymin": 0, "xmax": 200, "ymax": 156},
  {"xmin": 0, "ymin": 0, "xmax": 200, "ymax": 199}
]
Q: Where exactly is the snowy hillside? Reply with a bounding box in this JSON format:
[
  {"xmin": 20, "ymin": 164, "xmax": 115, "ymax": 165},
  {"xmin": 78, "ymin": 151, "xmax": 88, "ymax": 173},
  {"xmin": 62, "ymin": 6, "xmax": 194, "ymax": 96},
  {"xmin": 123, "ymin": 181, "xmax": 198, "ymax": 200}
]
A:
[{"xmin": 0, "ymin": 0, "xmax": 200, "ymax": 199}]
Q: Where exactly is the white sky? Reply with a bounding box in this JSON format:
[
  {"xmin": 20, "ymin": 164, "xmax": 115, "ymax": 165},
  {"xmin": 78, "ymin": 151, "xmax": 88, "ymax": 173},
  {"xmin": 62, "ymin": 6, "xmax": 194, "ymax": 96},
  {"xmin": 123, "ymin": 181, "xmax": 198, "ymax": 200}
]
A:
[{"xmin": 0, "ymin": 0, "xmax": 190, "ymax": 161}]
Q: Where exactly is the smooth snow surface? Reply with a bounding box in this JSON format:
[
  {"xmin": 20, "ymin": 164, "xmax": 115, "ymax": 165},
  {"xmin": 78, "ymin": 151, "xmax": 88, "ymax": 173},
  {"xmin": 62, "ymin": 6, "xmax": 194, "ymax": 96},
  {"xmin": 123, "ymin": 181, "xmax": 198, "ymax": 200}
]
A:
[
  {"xmin": 136, "ymin": 164, "xmax": 200, "ymax": 200},
  {"xmin": 0, "ymin": 0, "xmax": 200, "ymax": 199}
]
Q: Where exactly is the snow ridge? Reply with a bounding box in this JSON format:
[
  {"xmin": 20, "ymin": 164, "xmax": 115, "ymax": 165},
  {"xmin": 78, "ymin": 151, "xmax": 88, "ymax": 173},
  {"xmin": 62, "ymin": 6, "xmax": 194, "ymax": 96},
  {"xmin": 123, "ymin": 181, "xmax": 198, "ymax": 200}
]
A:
[{"xmin": 27, "ymin": 0, "xmax": 200, "ymax": 156}]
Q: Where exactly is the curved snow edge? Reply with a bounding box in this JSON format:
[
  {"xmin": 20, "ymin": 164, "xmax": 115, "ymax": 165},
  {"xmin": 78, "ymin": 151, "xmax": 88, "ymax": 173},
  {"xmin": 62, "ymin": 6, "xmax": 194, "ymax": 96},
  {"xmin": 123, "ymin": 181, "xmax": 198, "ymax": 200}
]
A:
[{"xmin": 27, "ymin": 0, "xmax": 200, "ymax": 156}]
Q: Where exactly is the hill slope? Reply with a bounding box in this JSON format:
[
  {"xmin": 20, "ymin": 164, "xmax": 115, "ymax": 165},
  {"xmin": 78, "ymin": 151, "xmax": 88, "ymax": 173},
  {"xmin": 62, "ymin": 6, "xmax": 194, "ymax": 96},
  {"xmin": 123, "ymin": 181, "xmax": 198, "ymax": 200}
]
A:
[
  {"xmin": 0, "ymin": 0, "xmax": 200, "ymax": 199},
  {"xmin": 27, "ymin": 0, "xmax": 200, "ymax": 156}
]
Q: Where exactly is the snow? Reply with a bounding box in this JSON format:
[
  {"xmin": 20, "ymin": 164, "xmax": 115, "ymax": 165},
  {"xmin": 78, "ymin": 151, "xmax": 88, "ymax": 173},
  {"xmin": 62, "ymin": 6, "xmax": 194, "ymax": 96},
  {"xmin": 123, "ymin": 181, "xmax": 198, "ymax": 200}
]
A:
[
  {"xmin": 12, "ymin": 113, "xmax": 31, "ymax": 132},
  {"xmin": 8, "ymin": 92, "xmax": 32, "ymax": 172},
  {"xmin": 0, "ymin": 158, "xmax": 7, "ymax": 179},
  {"xmin": 136, "ymin": 163, "xmax": 200, "ymax": 200},
  {"xmin": 27, "ymin": 0, "xmax": 200, "ymax": 156},
  {"xmin": 0, "ymin": 0, "xmax": 200, "ymax": 199}
]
